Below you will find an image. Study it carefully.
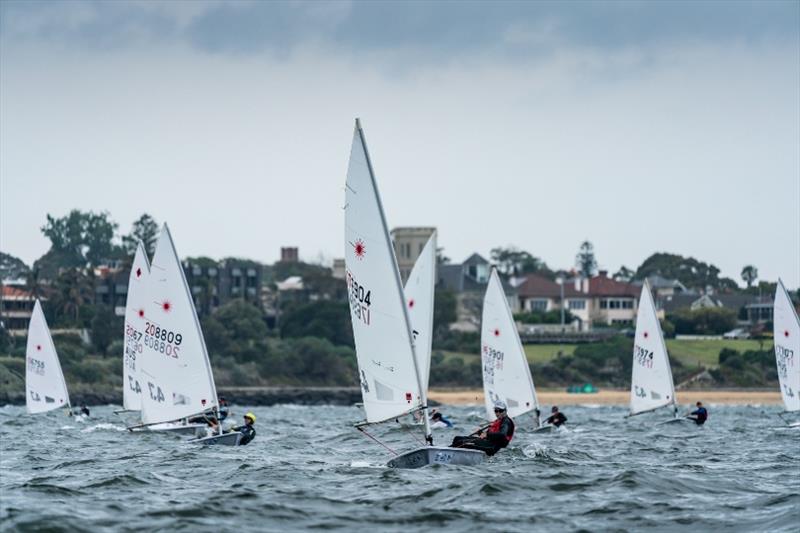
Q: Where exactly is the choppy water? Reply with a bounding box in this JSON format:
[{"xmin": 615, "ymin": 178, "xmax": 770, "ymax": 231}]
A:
[{"xmin": 1, "ymin": 403, "xmax": 798, "ymax": 532}]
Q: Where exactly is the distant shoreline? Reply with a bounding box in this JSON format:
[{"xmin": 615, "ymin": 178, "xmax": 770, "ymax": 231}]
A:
[
  {"xmin": 428, "ymin": 389, "xmax": 784, "ymax": 406},
  {"xmin": 0, "ymin": 387, "xmax": 783, "ymax": 407}
]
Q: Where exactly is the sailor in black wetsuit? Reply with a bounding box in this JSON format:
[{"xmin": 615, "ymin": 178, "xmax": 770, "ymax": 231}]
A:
[
  {"xmin": 450, "ymin": 401, "xmax": 515, "ymax": 456},
  {"xmin": 545, "ymin": 406, "xmax": 567, "ymax": 427},
  {"xmin": 688, "ymin": 401, "xmax": 708, "ymax": 425},
  {"xmin": 70, "ymin": 405, "xmax": 90, "ymax": 417},
  {"xmin": 229, "ymin": 412, "xmax": 256, "ymax": 445}
]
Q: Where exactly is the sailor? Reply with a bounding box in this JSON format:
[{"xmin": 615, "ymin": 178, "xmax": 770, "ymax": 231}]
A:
[
  {"xmin": 229, "ymin": 412, "xmax": 257, "ymax": 445},
  {"xmin": 545, "ymin": 406, "xmax": 567, "ymax": 427},
  {"xmin": 430, "ymin": 411, "xmax": 453, "ymax": 429},
  {"xmin": 218, "ymin": 397, "xmax": 230, "ymax": 422},
  {"xmin": 687, "ymin": 401, "xmax": 708, "ymax": 425},
  {"xmin": 450, "ymin": 401, "xmax": 514, "ymax": 456},
  {"xmin": 70, "ymin": 405, "xmax": 90, "ymax": 417}
]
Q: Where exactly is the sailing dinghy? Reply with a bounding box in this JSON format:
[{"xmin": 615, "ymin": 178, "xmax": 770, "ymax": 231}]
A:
[
  {"xmin": 402, "ymin": 231, "xmax": 437, "ymax": 427},
  {"xmin": 628, "ymin": 281, "xmax": 681, "ymax": 424},
  {"xmin": 25, "ymin": 300, "xmax": 71, "ymax": 415},
  {"xmin": 773, "ymin": 279, "xmax": 800, "ymax": 427},
  {"xmin": 115, "ymin": 241, "xmax": 150, "ymax": 421},
  {"xmin": 130, "ymin": 224, "xmax": 240, "ymax": 445},
  {"xmin": 481, "ymin": 268, "xmax": 544, "ymax": 431},
  {"xmin": 345, "ymin": 119, "xmax": 483, "ymax": 468}
]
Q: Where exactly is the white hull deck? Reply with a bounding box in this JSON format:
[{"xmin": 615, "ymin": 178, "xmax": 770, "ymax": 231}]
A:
[{"xmin": 387, "ymin": 446, "xmax": 486, "ymax": 469}]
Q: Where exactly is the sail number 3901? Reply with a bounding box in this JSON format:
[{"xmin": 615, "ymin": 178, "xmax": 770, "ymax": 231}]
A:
[{"xmin": 347, "ymin": 271, "xmax": 372, "ymax": 325}]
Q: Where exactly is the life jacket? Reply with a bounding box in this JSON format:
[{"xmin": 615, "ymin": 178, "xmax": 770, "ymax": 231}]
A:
[{"xmin": 488, "ymin": 416, "xmax": 515, "ymax": 443}]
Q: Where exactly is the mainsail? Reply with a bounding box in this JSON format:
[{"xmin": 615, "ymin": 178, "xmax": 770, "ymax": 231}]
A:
[
  {"xmin": 122, "ymin": 241, "xmax": 150, "ymax": 412},
  {"xmin": 629, "ymin": 281, "xmax": 676, "ymax": 416},
  {"xmin": 404, "ymin": 232, "xmax": 437, "ymax": 396},
  {"xmin": 773, "ymin": 279, "xmax": 800, "ymax": 412},
  {"xmin": 138, "ymin": 224, "xmax": 218, "ymax": 425},
  {"xmin": 344, "ymin": 119, "xmax": 426, "ymax": 425},
  {"xmin": 481, "ymin": 268, "xmax": 538, "ymax": 420},
  {"xmin": 25, "ymin": 300, "xmax": 70, "ymax": 414}
]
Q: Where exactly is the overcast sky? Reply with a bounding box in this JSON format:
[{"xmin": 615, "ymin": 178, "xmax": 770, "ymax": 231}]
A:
[{"xmin": 1, "ymin": 0, "xmax": 798, "ymax": 287}]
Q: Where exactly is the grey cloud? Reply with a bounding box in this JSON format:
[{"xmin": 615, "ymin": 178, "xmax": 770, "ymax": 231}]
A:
[{"xmin": 2, "ymin": 0, "xmax": 797, "ymax": 60}]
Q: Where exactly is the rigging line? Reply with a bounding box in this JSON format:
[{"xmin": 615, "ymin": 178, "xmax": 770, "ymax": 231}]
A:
[
  {"xmin": 397, "ymin": 419, "xmax": 425, "ymax": 446},
  {"xmin": 356, "ymin": 426, "xmax": 398, "ymax": 456}
]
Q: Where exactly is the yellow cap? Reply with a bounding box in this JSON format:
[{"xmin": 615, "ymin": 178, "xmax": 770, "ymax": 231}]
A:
[{"xmin": 244, "ymin": 412, "xmax": 256, "ymax": 423}]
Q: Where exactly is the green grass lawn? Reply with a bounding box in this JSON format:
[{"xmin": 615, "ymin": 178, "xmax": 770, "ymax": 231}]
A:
[
  {"xmin": 665, "ymin": 338, "xmax": 770, "ymax": 368},
  {"xmin": 439, "ymin": 339, "xmax": 771, "ymax": 369},
  {"xmin": 524, "ymin": 344, "xmax": 577, "ymax": 364}
]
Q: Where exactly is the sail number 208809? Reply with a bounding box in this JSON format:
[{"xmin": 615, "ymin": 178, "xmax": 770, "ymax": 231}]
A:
[
  {"xmin": 144, "ymin": 322, "xmax": 182, "ymax": 358},
  {"xmin": 346, "ymin": 271, "xmax": 371, "ymax": 325}
]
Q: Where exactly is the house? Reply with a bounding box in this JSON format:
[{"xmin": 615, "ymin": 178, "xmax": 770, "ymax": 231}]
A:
[
  {"xmin": 93, "ymin": 267, "xmax": 131, "ymax": 316},
  {"xmin": 645, "ymin": 274, "xmax": 689, "ymax": 298},
  {"xmin": 391, "ymin": 227, "xmax": 436, "ymax": 283},
  {"xmin": 183, "ymin": 259, "xmax": 262, "ymax": 317},
  {"xmin": 438, "ymin": 253, "xmax": 518, "ymax": 332},
  {"xmin": 0, "ymin": 285, "xmax": 38, "ymax": 334},
  {"xmin": 517, "ymin": 270, "xmax": 640, "ymax": 330},
  {"xmin": 661, "ymin": 292, "xmax": 774, "ymax": 325}
]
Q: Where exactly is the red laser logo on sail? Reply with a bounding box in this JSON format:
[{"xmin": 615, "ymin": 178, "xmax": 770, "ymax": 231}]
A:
[
  {"xmin": 136, "ymin": 267, "xmax": 142, "ymax": 278},
  {"xmin": 643, "ymin": 331, "xmax": 649, "ymax": 339},
  {"xmin": 161, "ymin": 301, "xmax": 172, "ymax": 312},
  {"xmin": 408, "ymin": 299, "xmax": 415, "ymax": 308},
  {"xmin": 786, "ymin": 330, "xmax": 790, "ymax": 338},
  {"xmin": 138, "ymin": 309, "xmax": 145, "ymax": 318},
  {"xmin": 36, "ymin": 345, "xmax": 42, "ymax": 351},
  {"xmin": 353, "ymin": 239, "xmax": 366, "ymax": 260},
  {"xmin": 494, "ymin": 329, "xmax": 500, "ymax": 337}
]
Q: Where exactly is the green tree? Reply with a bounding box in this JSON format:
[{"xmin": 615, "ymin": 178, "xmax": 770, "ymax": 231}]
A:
[
  {"xmin": 668, "ymin": 307, "xmax": 737, "ymax": 335},
  {"xmin": 202, "ymin": 300, "xmax": 269, "ymax": 364},
  {"xmin": 613, "ymin": 266, "xmax": 634, "ymax": 282},
  {"xmin": 490, "ymin": 246, "xmax": 551, "ymax": 277},
  {"xmin": 40, "ymin": 210, "xmax": 119, "ymax": 268},
  {"xmin": 0, "ymin": 252, "xmax": 29, "ymax": 280},
  {"xmin": 280, "ymin": 301, "xmax": 353, "ymax": 347},
  {"xmin": 50, "ymin": 269, "xmax": 94, "ymax": 326},
  {"xmin": 575, "ymin": 241, "xmax": 597, "ymax": 278},
  {"xmin": 122, "ymin": 214, "xmax": 159, "ymax": 259},
  {"xmin": 741, "ymin": 265, "xmax": 758, "ymax": 288},
  {"xmin": 90, "ymin": 304, "xmax": 122, "ymax": 355},
  {"xmin": 635, "ymin": 252, "xmax": 738, "ymax": 291}
]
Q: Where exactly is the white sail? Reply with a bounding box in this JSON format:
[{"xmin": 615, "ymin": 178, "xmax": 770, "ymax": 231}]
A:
[
  {"xmin": 345, "ymin": 119, "xmax": 424, "ymax": 424},
  {"xmin": 25, "ymin": 300, "xmax": 70, "ymax": 414},
  {"xmin": 122, "ymin": 242, "xmax": 150, "ymax": 411},
  {"xmin": 138, "ymin": 224, "xmax": 218, "ymax": 425},
  {"xmin": 481, "ymin": 268, "xmax": 538, "ymax": 420},
  {"xmin": 404, "ymin": 232, "xmax": 437, "ymax": 395},
  {"xmin": 630, "ymin": 281, "xmax": 676, "ymax": 415},
  {"xmin": 774, "ymin": 279, "xmax": 800, "ymax": 412}
]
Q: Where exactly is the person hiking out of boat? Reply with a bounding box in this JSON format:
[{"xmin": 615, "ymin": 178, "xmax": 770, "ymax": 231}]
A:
[
  {"xmin": 70, "ymin": 405, "xmax": 90, "ymax": 417},
  {"xmin": 218, "ymin": 397, "xmax": 230, "ymax": 421},
  {"xmin": 687, "ymin": 402, "xmax": 708, "ymax": 425},
  {"xmin": 189, "ymin": 396, "xmax": 228, "ymax": 426},
  {"xmin": 430, "ymin": 411, "xmax": 453, "ymax": 429},
  {"xmin": 228, "ymin": 412, "xmax": 256, "ymax": 445},
  {"xmin": 545, "ymin": 406, "xmax": 567, "ymax": 427},
  {"xmin": 450, "ymin": 401, "xmax": 514, "ymax": 456}
]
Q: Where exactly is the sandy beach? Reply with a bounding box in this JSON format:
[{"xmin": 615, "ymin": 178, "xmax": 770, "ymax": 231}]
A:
[{"xmin": 428, "ymin": 389, "xmax": 783, "ymax": 406}]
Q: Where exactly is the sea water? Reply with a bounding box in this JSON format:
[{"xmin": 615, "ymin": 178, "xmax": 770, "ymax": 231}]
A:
[{"xmin": 1, "ymin": 404, "xmax": 797, "ymax": 531}]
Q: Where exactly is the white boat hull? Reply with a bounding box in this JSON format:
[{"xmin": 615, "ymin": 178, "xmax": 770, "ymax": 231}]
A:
[
  {"xmin": 532, "ymin": 424, "xmax": 557, "ymax": 433},
  {"xmin": 190, "ymin": 432, "xmax": 242, "ymax": 446},
  {"xmin": 387, "ymin": 446, "xmax": 486, "ymax": 469},
  {"xmin": 129, "ymin": 422, "xmax": 207, "ymax": 436}
]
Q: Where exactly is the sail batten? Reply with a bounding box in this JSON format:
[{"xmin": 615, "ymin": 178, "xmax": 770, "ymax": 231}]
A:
[
  {"xmin": 481, "ymin": 268, "xmax": 538, "ymax": 420},
  {"xmin": 774, "ymin": 279, "xmax": 800, "ymax": 412},
  {"xmin": 345, "ymin": 120, "xmax": 424, "ymax": 424},
  {"xmin": 138, "ymin": 224, "xmax": 218, "ymax": 425},
  {"xmin": 25, "ymin": 300, "xmax": 70, "ymax": 414},
  {"xmin": 630, "ymin": 281, "xmax": 676, "ymax": 415}
]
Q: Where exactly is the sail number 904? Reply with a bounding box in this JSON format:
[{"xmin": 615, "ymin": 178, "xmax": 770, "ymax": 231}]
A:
[{"xmin": 346, "ymin": 271, "xmax": 372, "ymax": 325}]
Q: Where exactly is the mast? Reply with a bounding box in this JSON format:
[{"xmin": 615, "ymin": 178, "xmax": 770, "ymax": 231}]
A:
[{"xmin": 355, "ymin": 119, "xmax": 432, "ymax": 444}]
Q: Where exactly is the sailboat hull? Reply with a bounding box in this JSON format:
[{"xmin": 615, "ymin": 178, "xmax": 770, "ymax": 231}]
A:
[
  {"xmin": 129, "ymin": 422, "xmax": 207, "ymax": 436},
  {"xmin": 190, "ymin": 432, "xmax": 243, "ymax": 446},
  {"xmin": 532, "ymin": 424, "xmax": 557, "ymax": 433},
  {"xmin": 387, "ymin": 446, "xmax": 485, "ymax": 469}
]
